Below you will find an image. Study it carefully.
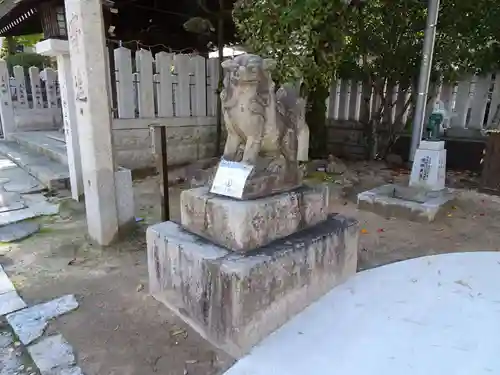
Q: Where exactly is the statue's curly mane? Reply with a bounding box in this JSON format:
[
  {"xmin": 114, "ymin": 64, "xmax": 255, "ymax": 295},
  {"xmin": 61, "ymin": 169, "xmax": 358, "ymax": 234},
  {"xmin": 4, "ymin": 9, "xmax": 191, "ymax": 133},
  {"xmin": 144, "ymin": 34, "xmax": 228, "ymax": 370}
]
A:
[{"xmin": 221, "ymin": 54, "xmax": 272, "ymax": 112}]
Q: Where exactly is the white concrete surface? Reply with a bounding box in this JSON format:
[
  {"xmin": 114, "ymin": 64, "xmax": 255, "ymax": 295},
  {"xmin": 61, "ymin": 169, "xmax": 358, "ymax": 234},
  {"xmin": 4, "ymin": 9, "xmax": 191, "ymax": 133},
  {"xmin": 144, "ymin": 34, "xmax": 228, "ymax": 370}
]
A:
[{"xmin": 224, "ymin": 252, "xmax": 500, "ymax": 375}]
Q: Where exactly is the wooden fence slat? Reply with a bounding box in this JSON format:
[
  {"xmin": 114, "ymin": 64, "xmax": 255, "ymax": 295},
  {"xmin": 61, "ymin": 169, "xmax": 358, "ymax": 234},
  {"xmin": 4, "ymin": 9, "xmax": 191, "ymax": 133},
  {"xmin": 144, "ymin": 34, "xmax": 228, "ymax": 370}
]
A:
[
  {"xmin": 338, "ymin": 80, "xmax": 351, "ymax": 120},
  {"xmin": 207, "ymin": 57, "xmax": 219, "ymax": 117},
  {"xmin": 155, "ymin": 51, "xmax": 174, "ymax": 117},
  {"xmin": 44, "ymin": 68, "xmax": 58, "ymax": 108},
  {"xmin": 487, "ymin": 73, "xmax": 500, "ymax": 127},
  {"xmin": 390, "ymin": 84, "xmax": 399, "ymax": 124},
  {"xmin": 174, "ymin": 54, "xmax": 192, "ymax": 117},
  {"xmin": 359, "ymin": 82, "xmax": 373, "ymax": 122},
  {"xmin": 153, "ymin": 73, "xmax": 160, "ymax": 117},
  {"xmin": 192, "ymin": 55, "xmax": 207, "ymax": 116},
  {"xmin": 468, "ymin": 74, "xmax": 491, "ymax": 129},
  {"xmin": 0, "ymin": 60, "xmax": 15, "ymax": 137},
  {"xmin": 349, "ymin": 81, "xmax": 362, "ymax": 121},
  {"xmin": 439, "ymin": 83, "xmax": 454, "ymax": 113},
  {"xmin": 29, "ymin": 67, "xmax": 43, "ymax": 109},
  {"xmin": 136, "ymin": 49, "xmax": 155, "ymax": 118},
  {"xmin": 451, "ymin": 77, "xmax": 472, "ymax": 128},
  {"xmin": 13, "ymin": 65, "xmax": 28, "ymax": 109},
  {"xmin": 394, "ymin": 86, "xmax": 409, "ymax": 125},
  {"xmin": 114, "ymin": 47, "xmax": 135, "ymax": 118}
]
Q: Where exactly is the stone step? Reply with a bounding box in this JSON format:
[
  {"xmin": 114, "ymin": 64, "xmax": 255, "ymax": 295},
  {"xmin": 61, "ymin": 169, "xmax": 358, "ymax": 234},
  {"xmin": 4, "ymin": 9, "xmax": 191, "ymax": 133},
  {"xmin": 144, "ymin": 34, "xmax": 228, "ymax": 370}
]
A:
[
  {"xmin": 0, "ymin": 141, "xmax": 70, "ymax": 190},
  {"xmin": 10, "ymin": 131, "xmax": 68, "ymax": 165}
]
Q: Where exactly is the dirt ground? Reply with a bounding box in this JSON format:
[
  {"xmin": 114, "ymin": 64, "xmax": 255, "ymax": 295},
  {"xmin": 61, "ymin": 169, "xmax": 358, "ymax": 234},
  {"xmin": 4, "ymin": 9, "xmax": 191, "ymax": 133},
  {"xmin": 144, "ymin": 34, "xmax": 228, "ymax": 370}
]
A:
[{"xmin": 1, "ymin": 161, "xmax": 499, "ymax": 375}]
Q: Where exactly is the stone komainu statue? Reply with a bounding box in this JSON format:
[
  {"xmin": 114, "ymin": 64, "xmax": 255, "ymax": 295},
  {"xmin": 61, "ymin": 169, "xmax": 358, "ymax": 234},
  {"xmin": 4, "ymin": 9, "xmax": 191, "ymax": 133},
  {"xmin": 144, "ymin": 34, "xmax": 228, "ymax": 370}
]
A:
[{"xmin": 220, "ymin": 54, "xmax": 310, "ymax": 169}]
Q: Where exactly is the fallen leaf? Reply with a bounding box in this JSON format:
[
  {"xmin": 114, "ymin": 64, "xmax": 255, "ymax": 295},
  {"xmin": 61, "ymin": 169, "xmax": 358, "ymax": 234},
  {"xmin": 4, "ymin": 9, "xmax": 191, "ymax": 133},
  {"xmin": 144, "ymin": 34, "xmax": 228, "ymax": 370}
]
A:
[
  {"xmin": 455, "ymin": 279, "xmax": 472, "ymax": 290},
  {"xmin": 377, "ymin": 228, "xmax": 385, "ymax": 233},
  {"xmin": 447, "ymin": 213, "xmax": 453, "ymax": 217},
  {"xmin": 479, "ymin": 213, "xmax": 485, "ymax": 217},
  {"xmin": 361, "ymin": 229, "xmax": 368, "ymax": 234},
  {"xmin": 170, "ymin": 328, "xmax": 187, "ymax": 338}
]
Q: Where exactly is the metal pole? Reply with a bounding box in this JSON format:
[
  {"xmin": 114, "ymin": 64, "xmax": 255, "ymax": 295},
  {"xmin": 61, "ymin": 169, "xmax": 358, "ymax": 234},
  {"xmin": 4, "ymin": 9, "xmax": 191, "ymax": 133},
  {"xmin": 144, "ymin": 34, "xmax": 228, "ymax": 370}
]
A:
[
  {"xmin": 160, "ymin": 126, "xmax": 170, "ymax": 222},
  {"xmin": 409, "ymin": 0, "xmax": 440, "ymax": 161}
]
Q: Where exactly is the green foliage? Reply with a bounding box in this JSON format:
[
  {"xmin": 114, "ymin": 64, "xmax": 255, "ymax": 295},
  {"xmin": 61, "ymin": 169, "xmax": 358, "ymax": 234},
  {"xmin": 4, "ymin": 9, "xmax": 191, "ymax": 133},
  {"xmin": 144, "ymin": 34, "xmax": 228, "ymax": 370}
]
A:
[
  {"xmin": 1, "ymin": 34, "xmax": 44, "ymax": 58},
  {"xmin": 234, "ymin": 0, "xmax": 358, "ymax": 156},
  {"xmin": 234, "ymin": 0, "xmax": 356, "ymax": 93},
  {"xmin": 338, "ymin": 0, "xmax": 500, "ymax": 156},
  {"xmin": 14, "ymin": 34, "xmax": 43, "ymax": 48},
  {"xmin": 233, "ymin": 0, "xmax": 500, "ymax": 158},
  {"xmin": 5, "ymin": 53, "xmax": 53, "ymax": 72}
]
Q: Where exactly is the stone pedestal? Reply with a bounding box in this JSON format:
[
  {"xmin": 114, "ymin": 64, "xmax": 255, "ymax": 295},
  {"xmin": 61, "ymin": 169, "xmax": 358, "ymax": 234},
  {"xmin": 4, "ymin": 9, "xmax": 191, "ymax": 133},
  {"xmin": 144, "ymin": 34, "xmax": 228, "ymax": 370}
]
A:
[
  {"xmin": 147, "ymin": 53, "xmax": 359, "ymax": 357},
  {"xmin": 410, "ymin": 140, "xmax": 446, "ymax": 191},
  {"xmin": 357, "ymin": 184, "xmax": 455, "ymax": 222},
  {"xmin": 181, "ymin": 184, "xmax": 328, "ymax": 252},
  {"xmin": 147, "ymin": 215, "xmax": 358, "ymax": 357}
]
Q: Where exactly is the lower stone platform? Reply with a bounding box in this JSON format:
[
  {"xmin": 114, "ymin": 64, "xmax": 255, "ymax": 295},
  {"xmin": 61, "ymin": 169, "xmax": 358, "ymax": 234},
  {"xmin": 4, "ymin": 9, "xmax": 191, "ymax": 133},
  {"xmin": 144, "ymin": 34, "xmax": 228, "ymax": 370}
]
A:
[
  {"xmin": 357, "ymin": 184, "xmax": 455, "ymax": 222},
  {"xmin": 147, "ymin": 214, "xmax": 358, "ymax": 357}
]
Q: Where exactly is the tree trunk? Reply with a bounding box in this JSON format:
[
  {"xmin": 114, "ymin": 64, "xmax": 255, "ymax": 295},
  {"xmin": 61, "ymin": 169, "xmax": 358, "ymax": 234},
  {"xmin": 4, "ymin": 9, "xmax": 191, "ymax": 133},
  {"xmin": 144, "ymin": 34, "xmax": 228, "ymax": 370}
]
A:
[
  {"xmin": 480, "ymin": 134, "xmax": 500, "ymax": 194},
  {"xmin": 5, "ymin": 36, "xmax": 16, "ymax": 56},
  {"xmin": 306, "ymin": 83, "xmax": 329, "ymax": 159}
]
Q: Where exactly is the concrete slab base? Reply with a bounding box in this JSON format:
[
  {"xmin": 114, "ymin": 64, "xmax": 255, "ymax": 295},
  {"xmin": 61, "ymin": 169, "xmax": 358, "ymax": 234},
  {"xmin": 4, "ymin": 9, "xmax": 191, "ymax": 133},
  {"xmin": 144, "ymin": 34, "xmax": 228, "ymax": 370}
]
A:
[
  {"xmin": 147, "ymin": 215, "xmax": 358, "ymax": 357},
  {"xmin": 357, "ymin": 184, "xmax": 455, "ymax": 222}
]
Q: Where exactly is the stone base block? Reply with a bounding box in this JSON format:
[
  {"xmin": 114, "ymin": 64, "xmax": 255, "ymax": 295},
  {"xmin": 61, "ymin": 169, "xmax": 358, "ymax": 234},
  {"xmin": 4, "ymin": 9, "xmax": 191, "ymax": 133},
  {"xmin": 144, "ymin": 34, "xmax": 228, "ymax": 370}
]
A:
[
  {"xmin": 357, "ymin": 184, "xmax": 455, "ymax": 222},
  {"xmin": 147, "ymin": 215, "xmax": 358, "ymax": 357},
  {"xmin": 181, "ymin": 184, "xmax": 329, "ymax": 252},
  {"xmin": 115, "ymin": 167, "xmax": 135, "ymax": 230}
]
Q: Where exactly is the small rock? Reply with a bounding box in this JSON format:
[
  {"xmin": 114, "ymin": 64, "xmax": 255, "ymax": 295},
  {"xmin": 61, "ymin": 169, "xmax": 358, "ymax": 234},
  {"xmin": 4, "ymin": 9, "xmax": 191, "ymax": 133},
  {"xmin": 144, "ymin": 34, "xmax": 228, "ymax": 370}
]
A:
[
  {"xmin": 386, "ymin": 153, "xmax": 404, "ymax": 168},
  {"xmin": 136, "ymin": 284, "xmax": 144, "ymax": 292},
  {"xmin": 326, "ymin": 155, "xmax": 347, "ymax": 174},
  {"xmin": 307, "ymin": 160, "xmax": 328, "ymax": 174}
]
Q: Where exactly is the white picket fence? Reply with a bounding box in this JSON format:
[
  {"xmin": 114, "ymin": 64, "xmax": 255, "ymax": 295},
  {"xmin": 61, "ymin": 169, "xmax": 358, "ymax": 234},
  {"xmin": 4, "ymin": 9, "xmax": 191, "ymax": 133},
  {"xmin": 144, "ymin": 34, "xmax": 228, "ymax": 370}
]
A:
[
  {"xmin": 8, "ymin": 66, "xmax": 60, "ymax": 109},
  {"xmin": 0, "ymin": 61, "xmax": 62, "ymax": 137},
  {"xmin": 327, "ymin": 73, "xmax": 500, "ymax": 130},
  {"xmin": 113, "ymin": 47, "xmax": 220, "ymax": 119}
]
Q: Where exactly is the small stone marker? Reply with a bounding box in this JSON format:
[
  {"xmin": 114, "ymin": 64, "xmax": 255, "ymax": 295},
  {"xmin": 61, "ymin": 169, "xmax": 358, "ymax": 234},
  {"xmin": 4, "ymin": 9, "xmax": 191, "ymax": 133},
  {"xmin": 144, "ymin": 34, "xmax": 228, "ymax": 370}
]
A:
[
  {"xmin": 410, "ymin": 140, "xmax": 446, "ymax": 191},
  {"xmin": 210, "ymin": 160, "xmax": 253, "ymax": 199}
]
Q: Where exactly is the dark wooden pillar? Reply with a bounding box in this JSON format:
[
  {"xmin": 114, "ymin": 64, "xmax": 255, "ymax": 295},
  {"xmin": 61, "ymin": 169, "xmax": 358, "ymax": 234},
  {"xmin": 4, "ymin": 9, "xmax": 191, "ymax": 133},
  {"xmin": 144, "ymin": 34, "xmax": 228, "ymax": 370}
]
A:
[{"xmin": 480, "ymin": 133, "xmax": 500, "ymax": 194}]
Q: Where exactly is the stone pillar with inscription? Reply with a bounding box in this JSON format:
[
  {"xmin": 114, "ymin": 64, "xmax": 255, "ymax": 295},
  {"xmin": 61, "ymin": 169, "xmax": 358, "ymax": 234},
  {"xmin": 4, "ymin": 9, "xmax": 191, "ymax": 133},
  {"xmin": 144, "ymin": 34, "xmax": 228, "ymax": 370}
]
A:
[
  {"xmin": 64, "ymin": 0, "xmax": 135, "ymax": 245},
  {"xmin": 410, "ymin": 140, "xmax": 447, "ymax": 191},
  {"xmin": 147, "ymin": 54, "xmax": 359, "ymax": 357},
  {"xmin": 36, "ymin": 39, "xmax": 84, "ymax": 201}
]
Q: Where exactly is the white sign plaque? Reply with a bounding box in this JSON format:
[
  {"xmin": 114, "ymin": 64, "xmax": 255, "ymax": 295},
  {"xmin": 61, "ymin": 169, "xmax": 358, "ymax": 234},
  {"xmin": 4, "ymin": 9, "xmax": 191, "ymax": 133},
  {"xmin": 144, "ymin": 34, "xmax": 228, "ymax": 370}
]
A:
[{"xmin": 210, "ymin": 159, "xmax": 254, "ymax": 199}]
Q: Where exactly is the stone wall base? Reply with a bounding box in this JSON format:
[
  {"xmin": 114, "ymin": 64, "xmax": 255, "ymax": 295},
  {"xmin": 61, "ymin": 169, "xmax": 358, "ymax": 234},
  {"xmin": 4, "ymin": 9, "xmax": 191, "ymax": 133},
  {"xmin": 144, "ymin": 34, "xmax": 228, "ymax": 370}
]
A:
[{"xmin": 147, "ymin": 215, "xmax": 358, "ymax": 357}]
